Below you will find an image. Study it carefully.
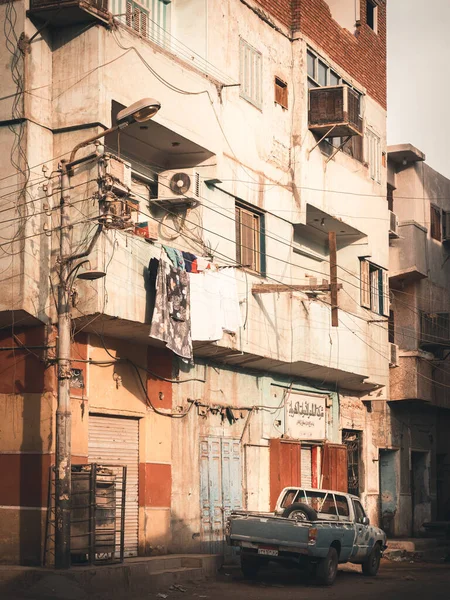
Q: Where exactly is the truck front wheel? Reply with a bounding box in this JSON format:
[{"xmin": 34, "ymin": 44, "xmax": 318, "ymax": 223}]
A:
[
  {"xmin": 241, "ymin": 554, "xmax": 261, "ymax": 579},
  {"xmin": 315, "ymin": 547, "xmax": 338, "ymax": 586},
  {"xmin": 362, "ymin": 543, "xmax": 381, "ymax": 576}
]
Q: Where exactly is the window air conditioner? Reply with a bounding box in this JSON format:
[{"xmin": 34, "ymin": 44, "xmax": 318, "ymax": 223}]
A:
[
  {"xmin": 308, "ymin": 85, "xmax": 363, "ymax": 137},
  {"xmin": 154, "ymin": 169, "xmax": 201, "ymax": 209},
  {"xmin": 102, "ymin": 155, "xmax": 132, "ymax": 195},
  {"xmin": 388, "ymin": 210, "xmax": 399, "ymax": 238},
  {"xmin": 389, "ymin": 342, "xmax": 399, "ymax": 368}
]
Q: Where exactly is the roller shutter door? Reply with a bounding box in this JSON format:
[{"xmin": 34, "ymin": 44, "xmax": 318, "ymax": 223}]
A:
[
  {"xmin": 301, "ymin": 446, "xmax": 312, "ymax": 488},
  {"xmin": 88, "ymin": 414, "xmax": 139, "ymax": 557}
]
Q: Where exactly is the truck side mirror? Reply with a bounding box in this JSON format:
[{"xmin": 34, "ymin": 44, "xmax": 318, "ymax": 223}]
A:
[{"xmin": 362, "ymin": 516, "xmax": 370, "ymax": 525}]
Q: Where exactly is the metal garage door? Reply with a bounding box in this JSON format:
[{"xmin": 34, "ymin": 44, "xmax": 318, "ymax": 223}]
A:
[
  {"xmin": 88, "ymin": 414, "xmax": 139, "ymax": 557},
  {"xmin": 301, "ymin": 446, "xmax": 312, "ymax": 488}
]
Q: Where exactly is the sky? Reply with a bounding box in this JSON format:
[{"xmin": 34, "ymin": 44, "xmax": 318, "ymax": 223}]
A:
[{"xmin": 387, "ymin": 0, "xmax": 450, "ymax": 178}]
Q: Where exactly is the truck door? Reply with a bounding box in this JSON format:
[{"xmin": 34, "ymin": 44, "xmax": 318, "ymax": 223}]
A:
[{"xmin": 352, "ymin": 499, "xmax": 370, "ymax": 561}]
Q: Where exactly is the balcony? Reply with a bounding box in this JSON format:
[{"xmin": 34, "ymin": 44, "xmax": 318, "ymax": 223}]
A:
[
  {"xmin": 28, "ymin": 0, "xmax": 110, "ymax": 25},
  {"xmin": 389, "ymin": 221, "xmax": 428, "ymax": 285}
]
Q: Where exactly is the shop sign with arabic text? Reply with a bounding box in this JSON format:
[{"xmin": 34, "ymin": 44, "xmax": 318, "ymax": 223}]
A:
[{"xmin": 285, "ymin": 393, "xmax": 327, "ymax": 440}]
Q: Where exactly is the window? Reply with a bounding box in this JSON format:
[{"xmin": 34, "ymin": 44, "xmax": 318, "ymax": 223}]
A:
[
  {"xmin": 126, "ymin": 1, "xmax": 149, "ymax": 37},
  {"xmin": 125, "ymin": 0, "xmax": 171, "ymax": 40},
  {"xmin": 366, "ymin": 0, "xmax": 378, "ymax": 33},
  {"xmin": 388, "ymin": 310, "xmax": 395, "ymax": 344},
  {"xmin": 430, "ymin": 205, "xmax": 442, "ymax": 241},
  {"xmin": 334, "ymin": 494, "xmax": 350, "ymax": 518},
  {"xmin": 352, "ymin": 499, "xmax": 366, "ymax": 524},
  {"xmin": 235, "ymin": 203, "xmax": 264, "ymax": 274},
  {"xmin": 240, "ymin": 38, "xmax": 263, "ymax": 109},
  {"xmin": 281, "ymin": 490, "xmax": 298, "ymax": 508},
  {"xmin": 387, "ymin": 184, "xmax": 394, "ymax": 212},
  {"xmin": 360, "ymin": 259, "xmax": 389, "ymax": 316},
  {"xmin": 366, "ymin": 128, "xmax": 381, "ymax": 183},
  {"xmin": 307, "ymin": 47, "xmax": 363, "ymax": 161},
  {"xmin": 274, "ymin": 77, "xmax": 288, "ymax": 109}
]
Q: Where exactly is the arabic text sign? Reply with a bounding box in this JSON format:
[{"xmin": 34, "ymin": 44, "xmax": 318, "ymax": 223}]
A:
[{"xmin": 285, "ymin": 394, "xmax": 326, "ymax": 440}]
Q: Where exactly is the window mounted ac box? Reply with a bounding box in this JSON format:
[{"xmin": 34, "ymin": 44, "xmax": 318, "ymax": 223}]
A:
[
  {"xmin": 103, "ymin": 155, "xmax": 132, "ymax": 195},
  {"xmin": 308, "ymin": 85, "xmax": 363, "ymax": 137},
  {"xmin": 389, "ymin": 342, "xmax": 399, "ymax": 367},
  {"xmin": 389, "ymin": 210, "xmax": 399, "ymax": 238}
]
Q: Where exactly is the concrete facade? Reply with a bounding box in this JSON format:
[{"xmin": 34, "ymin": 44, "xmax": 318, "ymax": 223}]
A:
[
  {"xmin": 0, "ymin": 1, "xmax": 391, "ymax": 564},
  {"xmin": 381, "ymin": 145, "xmax": 450, "ymax": 536}
]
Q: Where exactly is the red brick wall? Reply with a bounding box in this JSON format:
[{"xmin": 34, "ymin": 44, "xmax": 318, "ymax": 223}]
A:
[
  {"xmin": 254, "ymin": 0, "xmax": 387, "ymax": 108},
  {"xmin": 254, "ymin": 0, "xmax": 292, "ymax": 29}
]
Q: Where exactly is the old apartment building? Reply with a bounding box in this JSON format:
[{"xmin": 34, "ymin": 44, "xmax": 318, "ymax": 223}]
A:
[
  {"xmin": 0, "ymin": 0, "xmax": 392, "ymax": 564},
  {"xmin": 374, "ymin": 145, "xmax": 450, "ymax": 537}
]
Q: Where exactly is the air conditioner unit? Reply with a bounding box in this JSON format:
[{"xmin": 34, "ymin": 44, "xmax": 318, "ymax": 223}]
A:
[
  {"xmin": 388, "ymin": 210, "xmax": 399, "ymax": 238},
  {"xmin": 389, "ymin": 342, "xmax": 399, "ymax": 367},
  {"xmin": 154, "ymin": 169, "xmax": 201, "ymax": 209},
  {"xmin": 308, "ymin": 85, "xmax": 363, "ymax": 138},
  {"xmin": 103, "ymin": 155, "xmax": 132, "ymax": 195}
]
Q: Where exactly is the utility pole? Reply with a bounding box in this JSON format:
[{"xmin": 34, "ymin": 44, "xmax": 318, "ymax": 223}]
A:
[
  {"xmin": 329, "ymin": 231, "xmax": 339, "ymax": 327},
  {"xmin": 55, "ymin": 159, "xmax": 72, "ymax": 569},
  {"xmin": 53, "ymin": 99, "xmax": 161, "ymax": 569}
]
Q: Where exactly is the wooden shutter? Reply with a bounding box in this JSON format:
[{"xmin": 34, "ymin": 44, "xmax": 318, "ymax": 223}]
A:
[
  {"xmin": 360, "ymin": 259, "xmax": 371, "ymax": 308},
  {"xmin": 321, "ymin": 443, "xmax": 348, "ymax": 492},
  {"xmin": 269, "ymin": 439, "xmax": 300, "ymax": 510},
  {"xmin": 236, "ymin": 204, "xmax": 260, "ymax": 272},
  {"xmin": 126, "ymin": 0, "xmax": 132, "ymax": 26},
  {"xmin": 371, "ymin": 269, "xmax": 379, "ymax": 313}
]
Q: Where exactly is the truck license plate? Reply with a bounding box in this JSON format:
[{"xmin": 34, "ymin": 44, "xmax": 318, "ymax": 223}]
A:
[{"xmin": 258, "ymin": 546, "xmax": 279, "ymax": 556}]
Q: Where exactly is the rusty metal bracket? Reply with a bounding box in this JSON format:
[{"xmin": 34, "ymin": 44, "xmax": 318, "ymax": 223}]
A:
[
  {"xmin": 325, "ymin": 136, "xmax": 352, "ymax": 164},
  {"xmin": 307, "ymin": 125, "xmax": 337, "ymax": 157}
]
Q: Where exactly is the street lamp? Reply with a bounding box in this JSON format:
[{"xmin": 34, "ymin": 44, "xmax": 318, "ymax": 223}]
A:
[{"xmin": 55, "ymin": 98, "xmax": 161, "ymax": 569}]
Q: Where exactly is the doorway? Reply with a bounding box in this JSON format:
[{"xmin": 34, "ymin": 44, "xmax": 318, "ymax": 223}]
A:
[
  {"xmin": 411, "ymin": 450, "xmax": 430, "ymax": 535},
  {"xmin": 379, "ymin": 449, "xmax": 398, "ymax": 537},
  {"xmin": 199, "ymin": 437, "xmax": 242, "ymax": 554}
]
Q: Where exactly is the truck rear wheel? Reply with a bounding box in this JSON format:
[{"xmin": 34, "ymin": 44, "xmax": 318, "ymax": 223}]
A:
[
  {"xmin": 241, "ymin": 554, "xmax": 261, "ymax": 579},
  {"xmin": 362, "ymin": 543, "xmax": 381, "ymax": 576},
  {"xmin": 315, "ymin": 547, "xmax": 338, "ymax": 586},
  {"xmin": 282, "ymin": 502, "xmax": 317, "ymax": 521}
]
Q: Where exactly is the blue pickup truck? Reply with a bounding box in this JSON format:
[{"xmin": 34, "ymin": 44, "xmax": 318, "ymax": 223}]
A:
[{"xmin": 227, "ymin": 487, "xmax": 387, "ymax": 586}]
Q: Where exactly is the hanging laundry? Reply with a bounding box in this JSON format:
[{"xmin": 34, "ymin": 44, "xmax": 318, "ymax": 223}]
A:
[
  {"xmin": 163, "ymin": 245, "xmax": 185, "ymax": 270},
  {"xmin": 189, "ymin": 271, "xmax": 223, "ymax": 341},
  {"xmin": 196, "ymin": 256, "xmax": 211, "ymax": 271},
  {"xmin": 215, "ymin": 268, "xmax": 242, "ymax": 334},
  {"xmin": 149, "ymin": 260, "xmax": 193, "ymax": 360},
  {"xmin": 189, "ymin": 268, "xmax": 242, "ymax": 341},
  {"xmin": 182, "ymin": 251, "xmax": 197, "ymax": 273}
]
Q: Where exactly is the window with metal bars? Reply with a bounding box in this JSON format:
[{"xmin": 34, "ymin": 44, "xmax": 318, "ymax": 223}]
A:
[
  {"xmin": 343, "ymin": 430, "xmax": 361, "ymax": 496},
  {"xmin": 235, "ymin": 203, "xmax": 265, "ymax": 274}
]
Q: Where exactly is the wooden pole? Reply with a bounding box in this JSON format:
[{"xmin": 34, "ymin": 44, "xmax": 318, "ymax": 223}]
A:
[{"xmin": 329, "ymin": 231, "xmax": 338, "ymax": 327}]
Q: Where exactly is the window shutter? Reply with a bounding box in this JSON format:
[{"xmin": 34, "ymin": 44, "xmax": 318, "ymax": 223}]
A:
[
  {"xmin": 126, "ymin": 0, "xmax": 132, "ymax": 26},
  {"xmin": 141, "ymin": 10, "xmax": 148, "ymax": 37},
  {"xmin": 133, "ymin": 5, "xmax": 140, "ymax": 31},
  {"xmin": 360, "ymin": 260, "xmax": 371, "ymax": 308},
  {"xmin": 240, "ymin": 209, "xmax": 257, "ymax": 271},
  {"xmin": 235, "ymin": 206, "xmax": 242, "ymax": 265},
  {"xmin": 321, "ymin": 443, "xmax": 348, "ymax": 492},
  {"xmin": 371, "ymin": 269, "xmax": 379, "ymax": 313},
  {"xmin": 381, "ymin": 269, "xmax": 390, "ymax": 317},
  {"xmin": 269, "ymin": 439, "xmax": 300, "ymax": 510}
]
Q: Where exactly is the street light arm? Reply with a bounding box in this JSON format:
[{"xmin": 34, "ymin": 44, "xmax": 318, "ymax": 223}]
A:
[{"xmin": 68, "ymin": 123, "xmax": 123, "ymax": 165}]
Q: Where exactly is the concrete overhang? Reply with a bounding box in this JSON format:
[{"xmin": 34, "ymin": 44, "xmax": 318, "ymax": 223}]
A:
[
  {"xmin": 305, "ymin": 205, "xmax": 366, "ymax": 238},
  {"xmin": 106, "ymin": 101, "xmax": 214, "ymax": 170},
  {"xmin": 388, "ymin": 144, "xmax": 425, "ymax": 165},
  {"xmin": 73, "ymin": 314, "xmax": 379, "ymax": 392}
]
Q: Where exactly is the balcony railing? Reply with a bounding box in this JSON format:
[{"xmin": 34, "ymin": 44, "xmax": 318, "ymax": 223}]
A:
[{"xmin": 113, "ymin": 13, "xmax": 236, "ymax": 86}]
